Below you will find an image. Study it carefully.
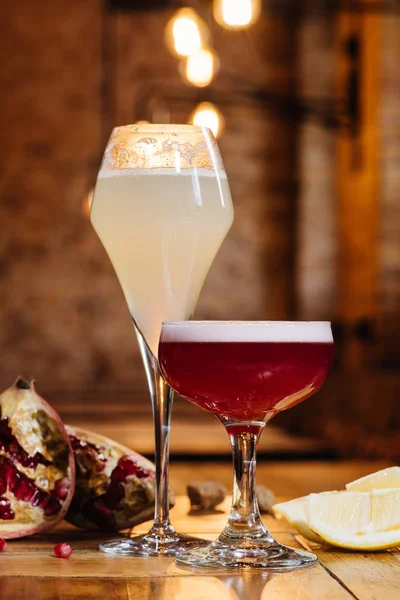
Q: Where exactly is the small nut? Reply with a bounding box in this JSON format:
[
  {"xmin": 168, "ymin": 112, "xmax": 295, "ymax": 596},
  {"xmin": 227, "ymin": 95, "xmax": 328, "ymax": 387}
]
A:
[
  {"xmin": 187, "ymin": 481, "xmax": 227, "ymax": 511},
  {"xmin": 256, "ymin": 485, "xmax": 276, "ymax": 515}
]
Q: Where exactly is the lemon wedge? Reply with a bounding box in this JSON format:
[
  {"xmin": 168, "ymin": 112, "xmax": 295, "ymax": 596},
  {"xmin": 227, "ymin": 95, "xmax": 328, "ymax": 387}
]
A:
[
  {"xmin": 346, "ymin": 466, "xmax": 400, "ymax": 492},
  {"xmin": 273, "ymin": 496, "xmax": 325, "ymax": 543},
  {"xmin": 309, "ymin": 489, "xmax": 400, "ymax": 550},
  {"xmin": 273, "ymin": 488, "xmax": 400, "ymax": 550}
]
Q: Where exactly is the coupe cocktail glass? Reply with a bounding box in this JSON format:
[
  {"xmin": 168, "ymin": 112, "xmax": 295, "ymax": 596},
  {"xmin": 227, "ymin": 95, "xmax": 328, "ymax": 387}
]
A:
[
  {"xmin": 159, "ymin": 321, "xmax": 333, "ymax": 570},
  {"xmin": 90, "ymin": 125, "xmax": 234, "ymax": 556}
]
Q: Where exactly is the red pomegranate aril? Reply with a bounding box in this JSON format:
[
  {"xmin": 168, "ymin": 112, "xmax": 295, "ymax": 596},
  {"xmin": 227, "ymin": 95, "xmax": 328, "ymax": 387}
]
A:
[
  {"xmin": 104, "ymin": 481, "xmax": 125, "ymax": 509},
  {"xmin": 53, "ymin": 477, "xmax": 70, "ymax": 501},
  {"xmin": 30, "ymin": 490, "xmax": 49, "ymax": 509},
  {"xmin": 13, "ymin": 478, "xmax": 36, "ymax": 503},
  {"xmin": 1, "ymin": 511, "xmax": 15, "ymax": 520},
  {"xmin": 44, "ymin": 498, "xmax": 61, "ymax": 517},
  {"xmin": 9, "ymin": 471, "xmax": 21, "ymax": 494},
  {"xmin": 117, "ymin": 456, "xmax": 137, "ymax": 477},
  {"xmin": 0, "ymin": 461, "xmax": 13, "ymax": 486},
  {"xmin": 37, "ymin": 494, "xmax": 50, "ymax": 510},
  {"xmin": 0, "ymin": 538, "xmax": 7, "ymax": 551},
  {"xmin": 54, "ymin": 542, "xmax": 72, "ymax": 559},
  {"xmin": 136, "ymin": 467, "xmax": 147, "ymax": 479},
  {"xmin": 110, "ymin": 466, "xmax": 127, "ymax": 483},
  {"xmin": 0, "ymin": 497, "xmax": 11, "ymax": 513}
]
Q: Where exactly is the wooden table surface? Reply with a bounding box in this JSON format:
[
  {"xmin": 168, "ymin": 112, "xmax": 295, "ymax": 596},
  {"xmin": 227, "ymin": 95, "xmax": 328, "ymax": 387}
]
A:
[{"xmin": 0, "ymin": 460, "xmax": 399, "ymax": 599}]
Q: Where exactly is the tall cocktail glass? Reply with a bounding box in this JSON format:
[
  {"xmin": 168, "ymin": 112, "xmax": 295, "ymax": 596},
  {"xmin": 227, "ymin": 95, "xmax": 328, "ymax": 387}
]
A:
[
  {"xmin": 90, "ymin": 125, "xmax": 234, "ymax": 556},
  {"xmin": 159, "ymin": 321, "xmax": 334, "ymax": 569}
]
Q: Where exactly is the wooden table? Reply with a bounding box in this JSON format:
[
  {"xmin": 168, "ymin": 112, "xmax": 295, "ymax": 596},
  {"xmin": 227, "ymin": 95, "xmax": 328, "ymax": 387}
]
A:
[{"xmin": 0, "ymin": 460, "xmax": 399, "ymax": 599}]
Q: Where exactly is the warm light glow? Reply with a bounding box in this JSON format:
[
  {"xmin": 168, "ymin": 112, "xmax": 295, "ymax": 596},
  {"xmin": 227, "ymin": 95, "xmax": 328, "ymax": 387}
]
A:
[
  {"xmin": 213, "ymin": 0, "xmax": 262, "ymax": 30},
  {"xmin": 135, "ymin": 120, "xmax": 150, "ymax": 125},
  {"xmin": 184, "ymin": 47, "xmax": 218, "ymax": 88},
  {"xmin": 165, "ymin": 8, "xmax": 208, "ymax": 58},
  {"xmin": 189, "ymin": 102, "xmax": 225, "ymax": 138}
]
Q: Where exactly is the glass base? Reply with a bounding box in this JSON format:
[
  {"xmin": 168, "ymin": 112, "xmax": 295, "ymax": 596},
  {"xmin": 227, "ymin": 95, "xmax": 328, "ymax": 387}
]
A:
[
  {"xmin": 99, "ymin": 526, "xmax": 208, "ymax": 557},
  {"xmin": 176, "ymin": 537, "xmax": 317, "ymax": 571}
]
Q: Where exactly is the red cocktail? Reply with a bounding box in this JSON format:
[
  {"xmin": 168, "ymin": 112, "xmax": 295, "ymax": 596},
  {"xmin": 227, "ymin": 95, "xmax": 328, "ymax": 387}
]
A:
[
  {"xmin": 160, "ymin": 339, "xmax": 333, "ymax": 430},
  {"xmin": 159, "ymin": 321, "xmax": 333, "ymax": 571}
]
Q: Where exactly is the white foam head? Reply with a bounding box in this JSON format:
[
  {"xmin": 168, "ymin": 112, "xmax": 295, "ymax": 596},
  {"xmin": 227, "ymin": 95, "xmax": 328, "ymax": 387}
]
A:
[
  {"xmin": 98, "ymin": 167, "xmax": 227, "ymax": 179},
  {"xmin": 161, "ymin": 321, "xmax": 333, "ymax": 343}
]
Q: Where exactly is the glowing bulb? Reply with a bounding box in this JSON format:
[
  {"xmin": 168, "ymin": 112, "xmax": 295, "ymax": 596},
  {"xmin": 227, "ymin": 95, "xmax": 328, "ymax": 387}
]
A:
[
  {"xmin": 213, "ymin": 0, "xmax": 262, "ymax": 30},
  {"xmin": 189, "ymin": 102, "xmax": 225, "ymax": 138},
  {"xmin": 184, "ymin": 47, "xmax": 218, "ymax": 88},
  {"xmin": 165, "ymin": 8, "xmax": 208, "ymax": 58}
]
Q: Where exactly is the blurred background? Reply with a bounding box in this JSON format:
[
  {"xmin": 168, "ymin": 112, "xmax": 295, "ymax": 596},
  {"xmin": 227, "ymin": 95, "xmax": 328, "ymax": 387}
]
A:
[{"xmin": 0, "ymin": 0, "xmax": 399, "ymax": 460}]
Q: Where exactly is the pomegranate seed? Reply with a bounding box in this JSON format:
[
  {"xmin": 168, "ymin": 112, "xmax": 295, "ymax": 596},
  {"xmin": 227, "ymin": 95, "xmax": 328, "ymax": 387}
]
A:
[
  {"xmin": 117, "ymin": 456, "xmax": 137, "ymax": 475},
  {"xmin": 44, "ymin": 497, "xmax": 61, "ymax": 517},
  {"xmin": 9, "ymin": 471, "xmax": 21, "ymax": 494},
  {"xmin": 0, "ymin": 497, "xmax": 11, "ymax": 512},
  {"xmin": 53, "ymin": 477, "xmax": 70, "ymax": 501},
  {"xmin": 1, "ymin": 510, "xmax": 15, "ymax": 520},
  {"xmin": 54, "ymin": 542, "xmax": 72, "ymax": 559},
  {"xmin": 136, "ymin": 466, "xmax": 147, "ymax": 479},
  {"xmin": 31, "ymin": 490, "xmax": 49, "ymax": 509},
  {"xmin": 104, "ymin": 480, "xmax": 125, "ymax": 509},
  {"xmin": 0, "ymin": 460, "xmax": 14, "ymax": 485},
  {"xmin": 110, "ymin": 466, "xmax": 127, "ymax": 483},
  {"xmin": 13, "ymin": 477, "xmax": 36, "ymax": 502},
  {"xmin": 0, "ymin": 538, "xmax": 7, "ymax": 551}
]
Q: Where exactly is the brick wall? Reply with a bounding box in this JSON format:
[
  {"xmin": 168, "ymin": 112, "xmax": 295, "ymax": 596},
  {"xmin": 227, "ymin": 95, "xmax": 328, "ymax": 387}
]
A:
[{"xmin": 0, "ymin": 3, "xmax": 399, "ymax": 396}]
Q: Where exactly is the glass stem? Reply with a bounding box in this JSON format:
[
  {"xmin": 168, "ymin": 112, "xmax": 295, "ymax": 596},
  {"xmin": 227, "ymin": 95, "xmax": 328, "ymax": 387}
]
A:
[
  {"xmin": 135, "ymin": 327, "xmax": 174, "ymax": 532},
  {"xmin": 221, "ymin": 427, "xmax": 271, "ymax": 540}
]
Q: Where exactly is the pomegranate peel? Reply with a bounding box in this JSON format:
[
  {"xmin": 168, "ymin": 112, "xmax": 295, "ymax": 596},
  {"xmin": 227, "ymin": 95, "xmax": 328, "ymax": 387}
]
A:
[
  {"xmin": 0, "ymin": 378, "xmax": 75, "ymax": 539},
  {"xmin": 66, "ymin": 426, "xmax": 175, "ymax": 532}
]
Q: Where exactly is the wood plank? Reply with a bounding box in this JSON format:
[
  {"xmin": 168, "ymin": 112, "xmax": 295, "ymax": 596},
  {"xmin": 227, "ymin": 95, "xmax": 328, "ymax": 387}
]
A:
[
  {"xmin": 312, "ymin": 549, "xmax": 400, "ymax": 600},
  {"xmin": 0, "ymin": 567, "xmax": 353, "ymax": 600},
  {"xmin": 0, "ymin": 461, "xmax": 395, "ymax": 599},
  {"xmin": 0, "ymin": 529, "xmax": 352, "ymax": 600}
]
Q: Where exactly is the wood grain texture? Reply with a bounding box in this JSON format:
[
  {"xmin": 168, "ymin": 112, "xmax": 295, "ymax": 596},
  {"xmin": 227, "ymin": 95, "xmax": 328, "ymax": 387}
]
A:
[
  {"xmin": 0, "ymin": 462, "xmax": 398, "ymax": 599},
  {"xmin": 301, "ymin": 547, "xmax": 400, "ymax": 600}
]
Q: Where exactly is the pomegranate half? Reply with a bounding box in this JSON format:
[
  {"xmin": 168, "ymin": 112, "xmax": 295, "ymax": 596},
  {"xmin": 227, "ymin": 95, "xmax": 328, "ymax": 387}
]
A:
[
  {"xmin": 66, "ymin": 426, "xmax": 173, "ymax": 532},
  {"xmin": 0, "ymin": 378, "xmax": 75, "ymax": 539}
]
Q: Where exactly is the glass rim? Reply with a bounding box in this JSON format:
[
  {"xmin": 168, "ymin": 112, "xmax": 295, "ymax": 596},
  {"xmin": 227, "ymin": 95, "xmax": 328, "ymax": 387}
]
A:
[
  {"xmin": 112, "ymin": 123, "xmax": 213, "ymax": 136},
  {"xmin": 161, "ymin": 320, "xmax": 332, "ymax": 326}
]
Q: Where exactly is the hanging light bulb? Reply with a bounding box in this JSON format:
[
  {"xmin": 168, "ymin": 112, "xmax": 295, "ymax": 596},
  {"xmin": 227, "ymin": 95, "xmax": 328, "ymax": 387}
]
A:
[
  {"xmin": 183, "ymin": 47, "xmax": 219, "ymax": 88},
  {"xmin": 189, "ymin": 102, "xmax": 225, "ymax": 138},
  {"xmin": 213, "ymin": 0, "xmax": 262, "ymax": 30},
  {"xmin": 165, "ymin": 8, "xmax": 209, "ymax": 58}
]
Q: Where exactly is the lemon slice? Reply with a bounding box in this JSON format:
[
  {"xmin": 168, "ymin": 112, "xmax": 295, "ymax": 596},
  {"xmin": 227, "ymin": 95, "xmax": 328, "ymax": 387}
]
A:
[
  {"xmin": 346, "ymin": 466, "xmax": 400, "ymax": 492},
  {"xmin": 309, "ymin": 489, "xmax": 400, "ymax": 550},
  {"xmin": 273, "ymin": 496, "xmax": 325, "ymax": 543}
]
